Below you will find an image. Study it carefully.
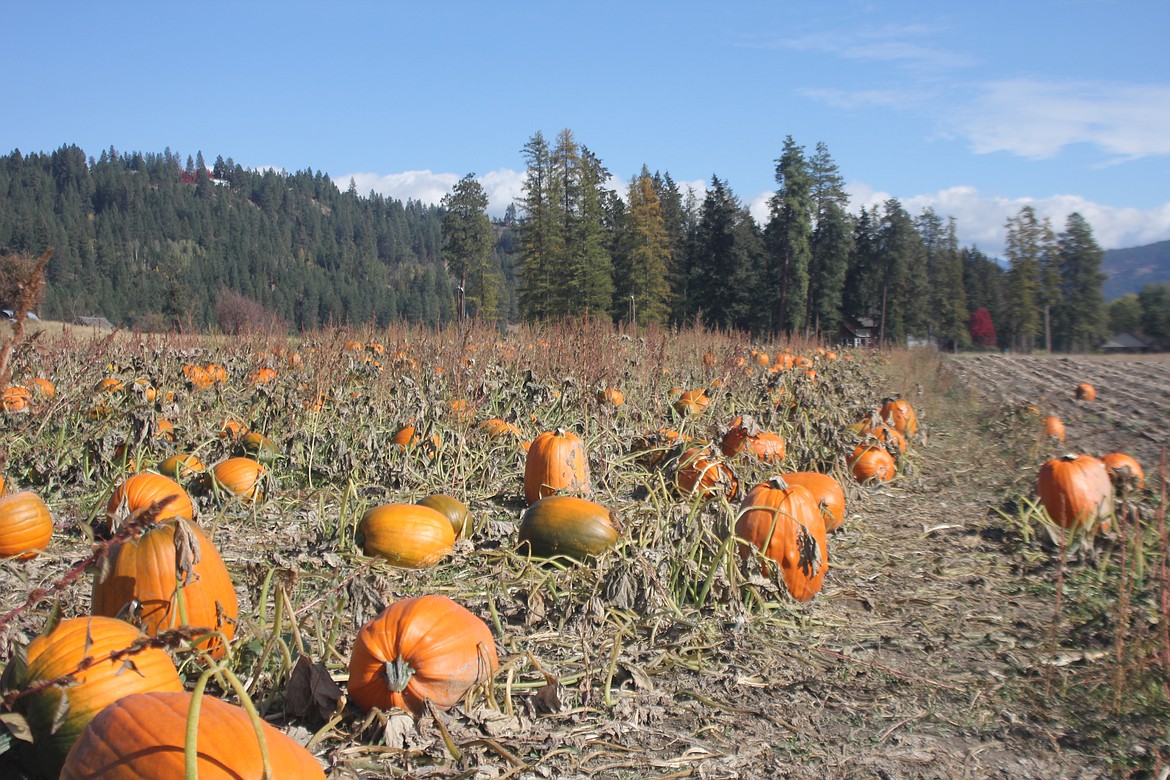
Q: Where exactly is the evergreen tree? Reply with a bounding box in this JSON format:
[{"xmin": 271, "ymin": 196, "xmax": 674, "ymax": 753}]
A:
[
  {"xmin": 877, "ymin": 199, "xmax": 927, "ymax": 345},
  {"xmin": 440, "ymin": 173, "xmax": 497, "ymax": 322},
  {"xmin": 517, "ymin": 132, "xmax": 555, "ymax": 320},
  {"xmin": 1055, "ymin": 212, "xmax": 1107, "ymax": 351},
  {"xmin": 962, "ymin": 246, "xmax": 1007, "ymax": 336},
  {"xmin": 807, "ymin": 142, "xmax": 852, "ymax": 337},
  {"xmin": 764, "ymin": 136, "xmax": 813, "ymax": 333},
  {"xmin": 1003, "ymin": 206, "xmax": 1050, "ymax": 351},
  {"xmin": 1138, "ymin": 282, "xmax": 1170, "ymax": 344},
  {"xmin": 689, "ymin": 177, "xmax": 762, "ymax": 332},
  {"xmin": 613, "ymin": 167, "xmax": 671, "ymax": 325},
  {"xmin": 916, "ymin": 208, "xmax": 968, "ymax": 349},
  {"xmin": 1107, "ymin": 294, "xmax": 1141, "ymax": 335}
]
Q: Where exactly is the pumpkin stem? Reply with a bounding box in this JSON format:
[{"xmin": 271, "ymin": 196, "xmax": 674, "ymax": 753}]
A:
[
  {"xmin": 765, "ymin": 475, "xmax": 791, "ymax": 491},
  {"xmin": 384, "ymin": 654, "xmax": 415, "ymax": 692}
]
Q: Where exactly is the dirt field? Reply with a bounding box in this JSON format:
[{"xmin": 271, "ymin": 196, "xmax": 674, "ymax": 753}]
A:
[{"xmin": 1, "ymin": 342, "xmax": 1167, "ymax": 779}]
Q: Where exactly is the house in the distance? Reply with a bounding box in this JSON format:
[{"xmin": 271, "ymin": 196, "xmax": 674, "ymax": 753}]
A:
[
  {"xmin": 839, "ymin": 315, "xmax": 877, "ymax": 348},
  {"xmin": 1100, "ymin": 332, "xmax": 1151, "ymax": 354}
]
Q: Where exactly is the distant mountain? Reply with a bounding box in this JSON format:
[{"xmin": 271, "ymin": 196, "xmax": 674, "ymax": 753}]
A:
[{"xmin": 1103, "ymin": 240, "xmax": 1170, "ymax": 300}]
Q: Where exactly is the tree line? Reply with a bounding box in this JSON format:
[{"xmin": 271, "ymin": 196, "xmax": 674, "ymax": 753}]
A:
[{"xmin": 0, "ymin": 138, "xmax": 1114, "ymax": 350}]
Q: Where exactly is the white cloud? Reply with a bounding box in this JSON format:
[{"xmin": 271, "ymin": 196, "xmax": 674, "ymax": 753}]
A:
[
  {"xmin": 341, "ymin": 169, "xmax": 460, "ymax": 207},
  {"xmin": 777, "ymin": 24, "xmax": 974, "ymax": 71},
  {"xmin": 950, "ymin": 79, "xmax": 1170, "ymax": 160},
  {"xmin": 845, "ymin": 182, "xmax": 1170, "ymax": 256}
]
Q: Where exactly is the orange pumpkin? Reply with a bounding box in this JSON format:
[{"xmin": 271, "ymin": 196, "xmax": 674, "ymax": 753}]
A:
[
  {"xmin": 249, "ymin": 366, "xmax": 278, "ymax": 385},
  {"xmin": 524, "ymin": 428, "xmax": 591, "ymax": 505},
  {"xmin": 29, "ymin": 377, "xmax": 55, "ymax": 399},
  {"xmin": 357, "ymin": 504, "xmax": 455, "ymax": 568},
  {"xmin": 858, "ymin": 421, "xmax": 907, "ymax": 453},
  {"xmin": 91, "ymin": 519, "xmax": 238, "ymax": 658},
  {"xmin": 597, "ymin": 386, "xmax": 624, "ymax": 407},
  {"xmin": 675, "ymin": 445, "xmax": 739, "ymax": 501},
  {"xmin": 1075, "ymin": 383, "xmax": 1096, "ymax": 402},
  {"xmin": 879, "ymin": 397, "xmax": 917, "ymax": 436},
  {"xmin": 1037, "ymin": 454, "xmax": 1115, "ymax": 532},
  {"xmin": 60, "ymin": 691, "xmax": 325, "ymax": 779},
  {"xmin": 721, "ymin": 415, "xmax": 786, "ymax": 463},
  {"xmin": 347, "ymin": 595, "xmax": 498, "ymax": 717},
  {"xmin": 1, "ymin": 385, "xmax": 32, "ymax": 413},
  {"xmin": 847, "ymin": 444, "xmax": 896, "ymax": 483},
  {"xmin": 631, "ymin": 428, "xmax": 691, "ymax": 468},
  {"xmin": 157, "ymin": 453, "xmax": 207, "ymax": 480},
  {"xmin": 106, "ymin": 472, "xmax": 194, "ymax": 530},
  {"xmin": 0, "ymin": 490, "xmax": 53, "ymax": 559},
  {"xmin": 780, "ymin": 471, "xmax": 847, "ymax": 532},
  {"xmin": 672, "ymin": 389, "xmax": 710, "ymax": 416},
  {"xmin": 1101, "ymin": 452, "xmax": 1145, "ymax": 491},
  {"xmin": 2, "ymin": 616, "xmax": 183, "ymax": 775},
  {"xmin": 478, "ymin": 418, "xmax": 523, "ymax": 440},
  {"xmin": 1045, "ymin": 416, "xmax": 1066, "ymax": 443},
  {"xmin": 209, "ymin": 457, "xmax": 266, "ymax": 502},
  {"xmin": 518, "ymin": 495, "xmax": 620, "ymax": 561},
  {"xmin": 735, "ymin": 477, "xmax": 828, "ymax": 602}
]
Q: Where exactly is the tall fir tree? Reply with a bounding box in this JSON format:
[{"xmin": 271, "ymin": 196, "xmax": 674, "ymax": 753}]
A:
[
  {"xmin": 915, "ymin": 208, "xmax": 968, "ymax": 349},
  {"xmin": 807, "ymin": 142, "xmax": 852, "ymax": 337},
  {"xmin": 517, "ymin": 132, "xmax": 555, "ymax": 320},
  {"xmin": 613, "ymin": 166, "xmax": 671, "ymax": 325},
  {"xmin": 1003, "ymin": 205, "xmax": 1051, "ymax": 351},
  {"xmin": 1055, "ymin": 212, "xmax": 1107, "ymax": 351},
  {"xmin": 440, "ymin": 173, "xmax": 498, "ymax": 322},
  {"xmin": 689, "ymin": 177, "xmax": 761, "ymax": 332},
  {"xmin": 764, "ymin": 136, "xmax": 813, "ymax": 333}
]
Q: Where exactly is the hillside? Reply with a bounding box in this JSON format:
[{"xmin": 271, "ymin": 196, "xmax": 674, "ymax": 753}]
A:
[{"xmin": 1103, "ymin": 239, "xmax": 1170, "ymax": 300}]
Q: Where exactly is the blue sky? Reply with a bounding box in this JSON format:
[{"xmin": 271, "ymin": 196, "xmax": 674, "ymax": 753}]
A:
[{"xmin": 5, "ymin": 1, "xmax": 1169, "ymax": 257}]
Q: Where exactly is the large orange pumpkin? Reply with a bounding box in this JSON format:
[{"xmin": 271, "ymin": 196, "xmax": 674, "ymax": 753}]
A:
[
  {"xmin": 847, "ymin": 444, "xmax": 897, "ymax": 483},
  {"xmin": 0, "ymin": 490, "xmax": 53, "ymax": 559},
  {"xmin": 672, "ymin": 389, "xmax": 710, "ymax": 416},
  {"xmin": 356, "ymin": 504, "xmax": 455, "ymax": 568},
  {"xmin": 91, "ymin": 519, "xmax": 238, "ymax": 658},
  {"xmin": 1, "ymin": 616, "xmax": 183, "ymax": 775},
  {"xmin": 106, "ymin": 472, "xmax": 194, "ymax": 531},
  {"xmin": 59, "ymin": 691, "xmax": 325, "ymax": 779},
  {"xmin": 879, "ymin": 397, "xmax": 917, "ymax": 436},
  {"xmin": 780, "ymin": 471, "xmax": 847, "ymax": 532},
  {"xmin": 518, "ymin": 495, "xmax": 620, "ymax": 561},
  {"xmin": 1036, "ymin": 454, "xmax": 1115, "ymax": 532},
  {"xmin": 735, "ymin": 477, "xmax": 829, "ymax": 602},
  {"xmin": 347, "ymin": 594, "xmax": 498, "ymax": 718},
  {"xmin": 524, "ymin": 428, "xmax": 591, "ymax": 505}
]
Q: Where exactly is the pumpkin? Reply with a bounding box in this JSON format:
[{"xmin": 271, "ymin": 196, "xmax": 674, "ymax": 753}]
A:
[
  {"xmin": 780, "ymin": 471, "xmax": 847, "ymax": 532},
  {"xmin": 1101, "ymin": 452, "xmax": 1145, "ymax": 491},
  {"xmin": 0, "ymin": 490, "xmax": 53, "ymax": 559},
  {"xmin": 847, "ymin": 444, "xmax": 896, "ymax": 483},
  {"xmin": 632, "ymin": 428, "xmax": 691, "ymax": 468},
  {"xmin": 479, "ymin": 417, "xmax": 523, "ymax": 439},
  {"xmin": 209, "ymin": 457, "xmax": 266, "ymax": 502},
  {"xmin": 239, "ymin": 431, "xmax": 281, "ymax": 463},
  {"xmin": 2, "ymin": 384, "xmax": 32, "ymax": 413},
  {"xmin": 858, "ymin": 421, "xmax": 907, "ymax": 453},
  {"xmin": 106, "ymin": 472, "xmax": 194, "ymax": 531},
  {"xmin": 524, "ymin": 428, "xmax": 591, "ymax": 505},
  {"xmin": 1044, "ymin": 415, "xmax": 1066, "ymax": 443},
  {"xmin": 154, "ymin": 418, "xmax": 176, "ymax": 441},
  {"xmin": 1075, "ymin": 383, "xmax": 1096, "ymax": 401},
  {"xmin": 127, "ymin": 378, "xmax": 156, "ymax": 403},
  {"xmin": 721, "ymin": 415, "xmax": 786, "ymax": 463},
  {"xmin": 182, "ymin": 364, "xmax": 214, "ymax": 390},
  {"xmin": 597, "ymin": 386, "xmax": 624, "ymax": 407},
  {"xmin": 672, "ymin": 389, "xmax": 710, "ymax": 416},
  {"xmin": 416, "ymin": 494, "xmax": 472, "ymax": 539},
  {"xmin": 94, "ymin": 377, "xmax": 125, "ymax": 395},
  {"xmin": 92, "ymin": 518, "xmax": 238, "ymax": 657},
  {"xmin": 518, "ymin": 495, "xmax": 620, "ymax": 561},
  {"xmin": 2, "ymin": 616, "xmax": 183, "ymax": 775},
  {"xmin": 674, "ymin": 445, "xmax": 739, "ymax": 501},
  {"xmin": 393, "ymin": 423, "xmax": 421, "ymax": 448},
  {"xmin": 249, "ymin": 367, "xmax": 278, "ymax": 385},
  {"xmin": 347, "ymin": 594, "xmax": 498, "ymax": 718},
  {"xmin": 735, "ymin": 477, "xmax": 828, "ymax": 602},
  {"xmin": 30, "ymin": 376, "xmax": 55, "ymax": 399},
  {"xmin": 59, "ymin": 691, "xmax": 325, "ymax": 779},
  {"xmin": 357, "ymin": 504, "xmax": 455, "ymax": 568},
  {"xmin": 879, "ymin": 397, "xmax": 918, "ymax": 436},
  {"xmin": 157, "ymin": 453, "xmax": 207, "ymax": 480},
  {"xmin": 1036, "ymin": 454, "xmax": 1115, "ymax": 532}
]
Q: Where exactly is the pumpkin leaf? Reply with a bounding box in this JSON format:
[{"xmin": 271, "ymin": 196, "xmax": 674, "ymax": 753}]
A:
[
  {"xmin": 284, "ymin": 656, "xmax": 343, "ymax": 722},
  {"xmin": 0, "ymin": 711, "xmax": 34, "ymax": 744}
]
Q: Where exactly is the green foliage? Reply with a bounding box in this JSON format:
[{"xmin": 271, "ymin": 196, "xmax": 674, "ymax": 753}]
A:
[
  {"xmin": 1138, "ymin": 282, "xmax": 1170, "ymax": 344},
  {"xmin": 1107, "ymin": 294, "xmax": 1141, "ymax": 335},
  {"xmin": 764, "ymin": 136, "xmax": 813, "ymax": 333}
]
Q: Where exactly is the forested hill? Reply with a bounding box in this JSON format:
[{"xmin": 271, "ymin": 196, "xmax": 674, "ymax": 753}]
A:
[
  {"xmin": 0, "ymin": 144, "xmax": 478, "ymax": 330},
  {"xmin": 1103, "ymin": 240, "xmax": 1170, "ymax": 301}
]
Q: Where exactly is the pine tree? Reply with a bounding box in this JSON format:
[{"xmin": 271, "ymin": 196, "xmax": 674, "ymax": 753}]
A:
[
  {"xmin": 613, "ymin": 167, "xmax": 671, "ymax": 325},
  {"xmin": 764, "ymin": 136, "xmax": 813, "ymax": 333},
  {"xmin": 1003, "ymin": 206, "xmax": 1051, "ymax": 351},
  {"xmin": 807, "ymin": 142, "xmax": 852, "ymax": 337},
  {"xmin": 1055, "ymin": 212, "xmax": 1107, "ymax": 351},
  {"xmin": 517, "ymin": 132, "xmax": 555, "ymax": 320},
  {"xmin": 689, "ymin": 177, "xmax": 762, "ymax": 332},
  {"xmin": 916, "ymin": 209, "xmax": 968, "ymax": 349},
  {"xmin": 440, "ymin": 173, "xmax": 496, "ymax": 322}
]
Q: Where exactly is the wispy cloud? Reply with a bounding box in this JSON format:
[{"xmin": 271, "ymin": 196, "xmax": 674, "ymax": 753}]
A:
[
  {"xmin": 796, "ymin": 86, "xmax": 935, "ymax": 110},
  {"xmin": 776, "ymin": 23, "xmax": 974, "ymax": 72},
  {"xmin": 950, "ymin": 79, "xmax": 1170, "ymax": 160}
]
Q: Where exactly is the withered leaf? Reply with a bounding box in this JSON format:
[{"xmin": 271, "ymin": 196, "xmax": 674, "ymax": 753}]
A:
[{"xmin": 284, "ymin": 655, "xmax": 343, "ymax": 721}]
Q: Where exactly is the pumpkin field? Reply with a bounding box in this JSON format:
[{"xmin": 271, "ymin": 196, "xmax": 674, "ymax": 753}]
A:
[{"xmin": 0, "ymin": 321, "xmax": 1167, "ymax": 779}]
